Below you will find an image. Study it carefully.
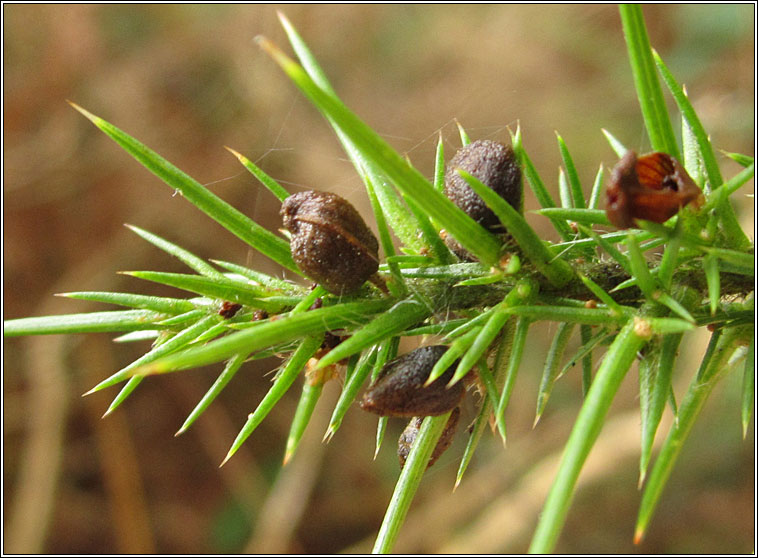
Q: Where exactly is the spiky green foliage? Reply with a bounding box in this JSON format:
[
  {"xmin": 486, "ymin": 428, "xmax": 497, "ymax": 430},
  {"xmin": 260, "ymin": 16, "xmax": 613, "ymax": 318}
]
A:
[{"xmin": 3, "ymin": 6, "xmax": 753, "ymax": 554}]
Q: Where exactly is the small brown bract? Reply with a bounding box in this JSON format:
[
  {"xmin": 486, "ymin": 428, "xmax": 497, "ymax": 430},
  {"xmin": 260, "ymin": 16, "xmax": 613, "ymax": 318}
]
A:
[
  {"xmin": 444, "ymin": 139, "xmax": 522, "ymax": 232},
  {"xmin": 281, "ymin": 190, "xmax": 379, "ymax": 295},
  {"xmin": 218, "ymin": 301, "xmax": 242, "ymax": 319},
  {"xmin": 397, "ymin": 407, "xmax": 461, "ymax": 469},
  {"xmin": 605, "ymin": 151, "xmax": 703, "ymax": 229},
  {"xmin": 252, "ymin": 309, "xmax": 269, "ymax": 321},
  {"xmin": 360, "ymin": 345, "xmax": 465, "ymax": 417}
]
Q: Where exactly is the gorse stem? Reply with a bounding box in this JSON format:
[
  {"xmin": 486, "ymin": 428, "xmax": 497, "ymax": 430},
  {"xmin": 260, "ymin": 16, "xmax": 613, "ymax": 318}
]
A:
[{"xmin": 3, "ymin": 6, "xmax": 753, "ymax": 555}]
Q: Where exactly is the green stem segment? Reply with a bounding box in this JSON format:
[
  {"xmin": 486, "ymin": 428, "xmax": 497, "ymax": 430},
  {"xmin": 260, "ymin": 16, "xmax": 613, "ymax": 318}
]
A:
[{"xmin": 372, "ymin": 412, "xmax": 452, "ymax": 554}]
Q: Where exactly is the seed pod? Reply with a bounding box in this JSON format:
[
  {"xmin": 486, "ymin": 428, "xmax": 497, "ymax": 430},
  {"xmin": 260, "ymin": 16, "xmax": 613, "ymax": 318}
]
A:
[
  {"xmin": 444, "ymin": 139, "xmax": 522, "ymax": 232},
  {"xmin": 281, "ymin": 190, "xmax": 379, "ymax": 295},
  {"xmin": 360, "ymin": 345, "xmax": 464, "ymax": 417},
  {"xmin": 398, "ymin": 407, "xmax": 461, "ymax": 469},
  {"xmin": 606, "ymin": 151, "xmax": 703, "ymax": 229}
]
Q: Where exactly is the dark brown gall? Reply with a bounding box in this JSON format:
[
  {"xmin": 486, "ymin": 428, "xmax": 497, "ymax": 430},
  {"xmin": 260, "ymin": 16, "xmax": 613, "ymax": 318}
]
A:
[
  {"xmin": 606, "ymin": 151, "xmax": 703, "ymax": 229},
  {"xmin": 444, "ymin": 139, "xmax": 522, "ymax": 232},
  {"xmin": 397, "ymin": 407, "xmax": 461, "ymax": 469},
  {"xmin": 281, "ymin": 190, "xmax": 379, "ymax": 295},
  {"xmin": 360, "ymin": 345, "xmax": 465, "ymax": 417}
]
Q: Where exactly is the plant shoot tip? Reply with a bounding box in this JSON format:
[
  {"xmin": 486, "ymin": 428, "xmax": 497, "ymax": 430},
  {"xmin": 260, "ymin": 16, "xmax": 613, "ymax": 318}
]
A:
[
  {"xmin": 223, "ymin": 145, "xmax": 242, "ymax": 159},
  {"xmin": 633, "ymin": 528, "xmax": 644, "ymax": 545},
  {"xmin": 254, "ymin": 35, "xmax": 271, "ymax": 49},
  {"xmin": 67, "ymin": 100, "xmax": 97, "ymax": 122}
]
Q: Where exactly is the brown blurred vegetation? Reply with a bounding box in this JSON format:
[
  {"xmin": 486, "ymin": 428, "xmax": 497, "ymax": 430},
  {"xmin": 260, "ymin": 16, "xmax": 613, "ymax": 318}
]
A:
[{"xmin": 3, "ymin": 4, "xmax": 754, "ymax": 554}]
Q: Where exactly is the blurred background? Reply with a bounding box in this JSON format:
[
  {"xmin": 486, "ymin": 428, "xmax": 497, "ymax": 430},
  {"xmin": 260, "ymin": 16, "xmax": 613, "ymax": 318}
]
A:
[{"xmin": 3, "ymin": 4, "xmax": 754, "ymax": 554}]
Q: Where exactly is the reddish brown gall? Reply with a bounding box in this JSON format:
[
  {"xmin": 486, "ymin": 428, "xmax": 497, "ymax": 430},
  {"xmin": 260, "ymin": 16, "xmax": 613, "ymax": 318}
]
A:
[
  {"xmin": 605, "ymin": 151, "xmax": 703, "ymax": 229},
  {"xmin": 281, "ymin": 191, "xmax": 379, "ymax": 295}
]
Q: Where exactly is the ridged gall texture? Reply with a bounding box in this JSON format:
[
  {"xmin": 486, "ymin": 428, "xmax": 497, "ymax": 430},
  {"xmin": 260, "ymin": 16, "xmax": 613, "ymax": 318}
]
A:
[
  {"xmin": 606, "ymin": 151, "xmax": 703, "ymax": 229},
  {"xmin": 281, "ymin": 190, "xmax": 379, "ymax": 295},
  {"xmin": 444, "ymin": 139, "xmax": 522, "ymax": 232},
  {"xmin": 359, "ymin": 345, "xmax": 464, "ymax": 417},
  {"xmin": 397, "ymin": 407, "xmax": 461, "ymax": 469}
]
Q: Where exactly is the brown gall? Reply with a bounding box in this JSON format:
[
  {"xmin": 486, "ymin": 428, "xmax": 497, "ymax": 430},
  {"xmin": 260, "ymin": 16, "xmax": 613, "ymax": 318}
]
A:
[
  {"xmin": 444, "ymin": 139, "xmax": 522, "ymax": 232},
  {"xmin": 360, "ymin": 345, "xmax": 465, "ymax": 418},
  {"xmin": 281, "ymin": 190, "xmax": 379, "ymax": 295}
]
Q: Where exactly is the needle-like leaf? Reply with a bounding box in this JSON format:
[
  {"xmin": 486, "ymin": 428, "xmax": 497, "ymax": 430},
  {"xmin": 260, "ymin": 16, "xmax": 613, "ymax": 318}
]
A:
[
  {"xmin": 284, "ymin": 378, "xmax": 324, "ymax": 465},
  {"xmin": 132, "ymin": 298, "xmax": 392, "ymax": 376},
  {"xmin": 4, "ymin": 310, "xmax": 166, "ymax": 337},
  {"xmin": 741, "ymin": 335, "xmax": 755, "ymax": 439},
  {"xmin": 556, "ymin": 132, "xmax": 585, "ymax": 209},
  {"xmin": 125, "ymin": 224, "xmax": 226, "ymax": 279},
  {"xmin": 534, "ymin": 322, "xmax": 575, "ymax": 426},
  {"xmin": 257, "ymin": 37, "xmax": 502, "ymax": 267},
  {"xmin": 529, "ymin": 317, "xmax": 650, "ymax": 553},
  {"xmin": 457, "ymin": 169, "xmax": 574, "ymax": 286},
  {"xmin": 224, "ymin": 146, "xmax": 290, "ymax": 202},
  {"xmin": 314, "ymin": 298, "xmax": 431, "ymax": 372},
  {"xmin": 619, "ymin": 5, "xmax": 680, "ymax": 159},
  {"xmin": 372, "ymin": 413, "xmax": 451, "ymax": 554},
  {"xmin": 635, "ymin": 325, "xmax": 751, "ymax": 543},
  {"xmin": 56, "ymin": 291, "xmax": 195, "ymax": 314},
  {"xmin": 222, "ymin": 334, "xmax": 323, "ymax": 465}
]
